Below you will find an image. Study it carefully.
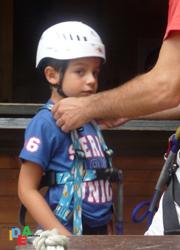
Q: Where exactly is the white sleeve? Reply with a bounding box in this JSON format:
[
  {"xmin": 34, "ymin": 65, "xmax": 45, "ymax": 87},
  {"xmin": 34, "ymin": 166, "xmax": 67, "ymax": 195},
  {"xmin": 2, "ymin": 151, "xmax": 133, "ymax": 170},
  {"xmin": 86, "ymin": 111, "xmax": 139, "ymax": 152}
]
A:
[{"xmin": 144, "ymin": 193, "xmax": 164, "ymax": 236}]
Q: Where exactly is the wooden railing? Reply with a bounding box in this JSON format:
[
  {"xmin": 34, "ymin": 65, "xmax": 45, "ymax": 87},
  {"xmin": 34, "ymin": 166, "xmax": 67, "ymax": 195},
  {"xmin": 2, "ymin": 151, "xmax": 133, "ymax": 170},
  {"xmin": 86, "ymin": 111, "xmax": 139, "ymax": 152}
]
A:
[{"xmin": 0, "ymin": 103, "xmax": 180, "ymax": 131}]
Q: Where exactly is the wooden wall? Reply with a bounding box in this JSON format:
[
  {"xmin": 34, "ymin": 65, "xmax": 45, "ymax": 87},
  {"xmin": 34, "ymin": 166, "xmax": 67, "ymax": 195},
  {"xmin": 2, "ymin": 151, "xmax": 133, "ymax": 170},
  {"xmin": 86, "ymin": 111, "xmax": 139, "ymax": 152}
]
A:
[
  {"xmin": 0, "ymin": 0, "xmax": 168, "ymax": 103},
  {"xmin": 0, "ymin": 0, "xmax": 13, "ymax": 102},
  {"xmin": 0, "ymin": 128, "xmax": 173, "ymax": 248}
]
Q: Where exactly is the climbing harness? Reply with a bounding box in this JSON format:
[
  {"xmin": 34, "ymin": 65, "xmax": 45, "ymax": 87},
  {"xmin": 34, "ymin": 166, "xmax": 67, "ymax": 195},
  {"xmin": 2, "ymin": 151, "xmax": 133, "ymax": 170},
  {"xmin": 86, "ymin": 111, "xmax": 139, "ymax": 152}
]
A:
[
  {"xmin": 131, "ymin": 126, "xmax": 180, "ymax": 233},
  {"xmin": 19, "ymin": 103, "xmax": 123, "ymax": 235}
]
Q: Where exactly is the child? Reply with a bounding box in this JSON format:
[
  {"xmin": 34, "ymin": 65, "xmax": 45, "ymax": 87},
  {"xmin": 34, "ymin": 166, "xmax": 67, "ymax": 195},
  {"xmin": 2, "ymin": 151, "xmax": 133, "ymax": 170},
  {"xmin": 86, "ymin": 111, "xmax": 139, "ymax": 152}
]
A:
[{"xmin": 18, "ymin": 21, "xmax": 113, "ymax": 236}]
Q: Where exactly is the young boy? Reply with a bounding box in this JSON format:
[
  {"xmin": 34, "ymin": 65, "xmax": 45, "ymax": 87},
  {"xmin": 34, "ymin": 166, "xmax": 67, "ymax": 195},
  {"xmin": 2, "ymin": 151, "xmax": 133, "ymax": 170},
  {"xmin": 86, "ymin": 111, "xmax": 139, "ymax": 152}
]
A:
[{"xmin": 18, "ymin": 21, "xmax": 113, "ymax": 236}]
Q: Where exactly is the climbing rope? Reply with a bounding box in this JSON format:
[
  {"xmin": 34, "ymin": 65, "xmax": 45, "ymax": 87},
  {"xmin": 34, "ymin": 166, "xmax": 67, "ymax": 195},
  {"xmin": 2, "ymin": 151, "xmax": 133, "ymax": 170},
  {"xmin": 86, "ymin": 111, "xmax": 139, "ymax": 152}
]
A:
[{"xmin": 32, "ymin": 228, "xmax": 69, "ymax": 250}]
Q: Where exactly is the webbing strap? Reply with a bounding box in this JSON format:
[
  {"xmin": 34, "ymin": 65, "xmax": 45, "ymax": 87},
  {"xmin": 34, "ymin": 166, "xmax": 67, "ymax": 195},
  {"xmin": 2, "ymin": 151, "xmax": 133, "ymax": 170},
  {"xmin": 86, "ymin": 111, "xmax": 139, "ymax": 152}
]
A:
[
  {"xmin": 56, "ymin": 170, "xmax": 96, "ymax": 184},
  {"xmin": 163, "ymin": 174, "xmax": 180, "ymax": 234},
  {"xmin": 54, "ymin": 130, "xmax": 85, "ymax": 235},
  {"xmin": 92, "ymin": 121, "xmax": 113, "ymax": 168},
  {"xmin": 41, "ymin": 104, "xmax": 113, "ymax": 235},
  {"xmin": 70, "ymin": 130, "xmax": 85, "ymax": 235}
]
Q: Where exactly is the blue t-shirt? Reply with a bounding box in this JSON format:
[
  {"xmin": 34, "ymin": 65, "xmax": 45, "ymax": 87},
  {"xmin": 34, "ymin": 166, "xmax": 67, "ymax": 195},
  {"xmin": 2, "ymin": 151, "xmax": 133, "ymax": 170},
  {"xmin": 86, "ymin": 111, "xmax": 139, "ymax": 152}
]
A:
[{"xmin": 19, "ymin": 100, "xmax": 112, "ymax": 231}]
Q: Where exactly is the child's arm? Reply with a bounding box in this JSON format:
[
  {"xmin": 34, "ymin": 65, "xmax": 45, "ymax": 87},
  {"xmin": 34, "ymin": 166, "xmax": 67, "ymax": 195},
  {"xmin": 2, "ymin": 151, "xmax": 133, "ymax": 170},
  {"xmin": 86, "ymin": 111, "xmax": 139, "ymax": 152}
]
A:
[{"xmin": 18, "ymin": 161, "xmax": 72, "ymax": 236}]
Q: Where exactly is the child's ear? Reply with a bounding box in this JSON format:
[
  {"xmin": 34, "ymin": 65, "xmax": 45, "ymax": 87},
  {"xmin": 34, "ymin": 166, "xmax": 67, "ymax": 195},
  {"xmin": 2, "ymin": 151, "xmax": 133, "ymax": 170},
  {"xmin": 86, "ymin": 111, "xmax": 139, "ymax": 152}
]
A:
[{"xmin": 44, "ymin": 66, "xmax": 60, "ymax": 84}]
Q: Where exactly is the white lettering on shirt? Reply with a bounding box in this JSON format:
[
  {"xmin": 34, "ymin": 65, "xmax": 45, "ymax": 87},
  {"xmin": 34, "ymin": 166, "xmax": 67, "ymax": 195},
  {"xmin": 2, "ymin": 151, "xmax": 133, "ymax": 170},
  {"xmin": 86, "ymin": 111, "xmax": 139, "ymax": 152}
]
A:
[
  {"xmin": 82, "ymin": 180, "xmax": 112, "ymax": 204},
  {"xmin": 68, "ymin": 134, "xmax": 105, "ymax": 160}
]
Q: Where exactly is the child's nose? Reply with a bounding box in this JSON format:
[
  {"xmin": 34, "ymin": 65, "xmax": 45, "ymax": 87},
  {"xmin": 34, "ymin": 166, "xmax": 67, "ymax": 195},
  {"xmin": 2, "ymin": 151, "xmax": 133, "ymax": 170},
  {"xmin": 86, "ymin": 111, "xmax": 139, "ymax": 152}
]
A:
[{"xmin": 86, "ymin": 73, "xmax": 96, "ymax": 85}]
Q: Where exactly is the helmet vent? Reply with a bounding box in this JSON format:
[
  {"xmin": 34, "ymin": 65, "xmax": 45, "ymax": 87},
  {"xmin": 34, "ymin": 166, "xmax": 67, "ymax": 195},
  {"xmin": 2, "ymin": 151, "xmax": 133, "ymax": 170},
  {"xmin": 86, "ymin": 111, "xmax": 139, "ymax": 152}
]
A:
[
  {"xmin": 83, "ymin": 36, "xmax": 87, "ymax": 41},
  {"xmin": 69, "ymin": 34, "xmax": 73, "ymax": 40},
  {"xmin": 77, "ymin": 35, "xmax": 80, "ymax": 41}
]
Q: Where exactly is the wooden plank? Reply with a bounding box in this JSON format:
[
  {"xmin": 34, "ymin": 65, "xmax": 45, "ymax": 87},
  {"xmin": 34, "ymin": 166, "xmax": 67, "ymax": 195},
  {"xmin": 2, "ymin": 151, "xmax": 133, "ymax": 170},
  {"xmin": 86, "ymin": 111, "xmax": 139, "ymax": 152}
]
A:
[
  {"xmin": 0, "ymin": 103, "xmax": 42, "ymax": 115},
  {"xmin": 0, "ymin": 194, "xmax": 155, "ymax": 224},
  {"xmin": 0, "ymin": 118, "xmax": 31, "ymax": 129},
  {"xmin": 0, "ymin": 118, "xmax": 179, "ymax": 130},
  {"xmin": 0, "ymin": 196, "xmax": 37, "ymax": 224},
  {"xmin": 123, "ymin": 169, "xmax": 161, "ymax": 182},
  {"xmin": 0, "ymin": 155, "xmax": 20, "ymax": 169},
  {"xmin": 113, "ymin": 156, "xmax": 164, "ymax": 170},
  {"xmin": 0, "ymin": 103, "xmax": 179, "ymax": 131},
  {"xmin": 0, "ymin": 169, "xmax": 19, "ymax": 195},
  {"xmin": 15, "ymin": 235, "xmax": 180, "ymax": 250},
  {"xmin": 117, "ymin": 119, "xmax": 180, "ymax": 131},
  {"xmin": 0, "ymin": 131, "xmax": 24, "ymax": 154}
]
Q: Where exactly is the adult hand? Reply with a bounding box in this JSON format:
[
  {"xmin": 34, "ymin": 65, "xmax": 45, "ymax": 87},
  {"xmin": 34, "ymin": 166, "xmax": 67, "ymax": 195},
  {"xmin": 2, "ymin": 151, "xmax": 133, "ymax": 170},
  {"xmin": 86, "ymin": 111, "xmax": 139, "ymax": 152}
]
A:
[
  {"xmin": 52, "ymin": 96, "xmax": 91, "ymax": 132},
  {"xmin": 97, "ymin": 118, "xmax": 129, "ymax": 130}
]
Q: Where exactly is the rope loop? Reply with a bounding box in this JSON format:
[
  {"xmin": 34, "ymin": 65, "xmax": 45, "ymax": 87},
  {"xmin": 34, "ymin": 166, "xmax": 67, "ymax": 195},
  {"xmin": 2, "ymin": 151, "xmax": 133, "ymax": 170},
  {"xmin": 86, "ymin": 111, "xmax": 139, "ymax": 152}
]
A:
[{"xmin": 32, "ymin": 229, "xmax": 69, "ymax": 250}]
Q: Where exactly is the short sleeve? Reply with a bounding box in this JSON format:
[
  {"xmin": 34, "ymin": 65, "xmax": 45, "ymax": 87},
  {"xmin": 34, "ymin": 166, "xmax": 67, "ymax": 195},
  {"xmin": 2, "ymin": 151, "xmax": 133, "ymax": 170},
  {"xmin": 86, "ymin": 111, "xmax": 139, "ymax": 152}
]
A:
[
  {"xmin": 164, "ymin": 0, "xmax": 180, "ymax": 40},
  {"xmin": 19, "ymin": 114, "xmax": 60, "ymax": 170}
]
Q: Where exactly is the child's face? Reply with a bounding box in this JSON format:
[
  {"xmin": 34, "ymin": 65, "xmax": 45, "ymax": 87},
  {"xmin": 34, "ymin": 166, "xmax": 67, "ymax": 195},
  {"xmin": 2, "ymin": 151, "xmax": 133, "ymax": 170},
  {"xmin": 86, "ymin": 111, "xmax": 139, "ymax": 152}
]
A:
[{"xmin": 62, "ymin": 57, "xmax": 101, "ymax": 97}]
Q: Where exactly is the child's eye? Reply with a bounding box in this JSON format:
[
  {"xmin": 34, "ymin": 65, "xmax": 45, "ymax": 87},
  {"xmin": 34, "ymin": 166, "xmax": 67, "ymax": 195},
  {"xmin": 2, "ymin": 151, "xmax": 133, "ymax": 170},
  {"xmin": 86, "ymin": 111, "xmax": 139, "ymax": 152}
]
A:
[{"xmin": 75, "ymin": 69, "xmax": 85, "ymax": 76}]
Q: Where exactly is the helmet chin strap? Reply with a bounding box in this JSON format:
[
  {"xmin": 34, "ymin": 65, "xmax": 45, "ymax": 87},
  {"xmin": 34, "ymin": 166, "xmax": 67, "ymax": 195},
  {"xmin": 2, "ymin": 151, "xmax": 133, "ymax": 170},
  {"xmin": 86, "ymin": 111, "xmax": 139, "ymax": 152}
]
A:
[
  {"xmin": 49, "ymin": 83, "xmax": 68, "ymax": 98},
  {"xmin": 49, "ymin": 65, "xmax": 68, "ymax": 98}
]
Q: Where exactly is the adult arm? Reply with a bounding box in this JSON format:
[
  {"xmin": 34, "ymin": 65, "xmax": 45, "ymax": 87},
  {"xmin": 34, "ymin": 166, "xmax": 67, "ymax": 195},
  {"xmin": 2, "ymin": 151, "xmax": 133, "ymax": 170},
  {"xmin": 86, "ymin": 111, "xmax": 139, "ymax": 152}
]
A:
[
  {"xmin": 97, "ymin": 104, "xmax": 180, "ymax": 130},
  {"xmin": 52, "ymin": 32, "xmax": 180, "ymax": 132},
  {"xmin": 18, "ymin": 162, "xmax": 72, "ymax": 236},
  {"xmin": 140, "ymin": 104, "xmax": 180, "ymax": 120}
]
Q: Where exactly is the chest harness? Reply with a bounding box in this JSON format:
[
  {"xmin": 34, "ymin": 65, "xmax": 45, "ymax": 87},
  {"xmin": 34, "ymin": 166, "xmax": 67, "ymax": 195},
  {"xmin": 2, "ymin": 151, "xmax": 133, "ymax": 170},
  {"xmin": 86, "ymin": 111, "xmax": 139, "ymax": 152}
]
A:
[
  {"xmin": 19, "ymin": 103, "xmax": 123, "ymax": 235},
  {"xmin": 52, "ymin": 115, "xmax": 113, "ymax": 236}
]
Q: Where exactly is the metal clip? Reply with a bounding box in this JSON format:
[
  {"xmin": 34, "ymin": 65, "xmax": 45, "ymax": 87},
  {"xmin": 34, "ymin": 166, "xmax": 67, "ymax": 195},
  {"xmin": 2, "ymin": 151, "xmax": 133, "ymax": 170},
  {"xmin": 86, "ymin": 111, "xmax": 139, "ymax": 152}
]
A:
[{"xmin": 105, "ymin": 148, "xmax": 114, "ymax": 156}]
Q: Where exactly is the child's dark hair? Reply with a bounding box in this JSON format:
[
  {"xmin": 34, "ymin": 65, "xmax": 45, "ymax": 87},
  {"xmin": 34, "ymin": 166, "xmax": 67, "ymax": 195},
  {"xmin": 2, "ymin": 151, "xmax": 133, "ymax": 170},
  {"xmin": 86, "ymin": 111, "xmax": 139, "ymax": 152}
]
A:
[{"xmin": 37, "ymin": 57, "xmax": 69, "ymax": 84}]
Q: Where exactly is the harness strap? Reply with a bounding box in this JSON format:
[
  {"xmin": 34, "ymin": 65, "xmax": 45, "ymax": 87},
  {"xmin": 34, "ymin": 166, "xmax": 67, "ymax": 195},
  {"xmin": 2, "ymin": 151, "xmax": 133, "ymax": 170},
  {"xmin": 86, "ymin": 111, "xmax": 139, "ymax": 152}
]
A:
[
  {"xmin": 92, "ymin": 120, "xmax": 113, "ymax": 168},
  {"xmin": 56, "ymin": 170, "xmax": 96, "ymax": 184},
  {"xmin": 19, "ymin": 168, "xmax": 122, "ymax": 228},
  {"xmin": 37, "ymin": 103, "xmax": 114, "ymax": 235},
  {"xmin": 54, "ymin": 129, "xmax": 85, "ymax": 235},
  {"xmin": 163, "ymin": 173, "xmax": 180, "ymax": 234}
]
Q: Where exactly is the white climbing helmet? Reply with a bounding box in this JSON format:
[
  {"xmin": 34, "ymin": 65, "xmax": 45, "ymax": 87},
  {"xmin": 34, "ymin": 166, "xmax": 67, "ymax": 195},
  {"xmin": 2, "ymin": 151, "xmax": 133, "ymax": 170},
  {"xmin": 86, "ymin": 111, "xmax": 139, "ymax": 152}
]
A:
[{"xmin": 36, "ymin": 21, "xmax": 106, "ymax": 67}]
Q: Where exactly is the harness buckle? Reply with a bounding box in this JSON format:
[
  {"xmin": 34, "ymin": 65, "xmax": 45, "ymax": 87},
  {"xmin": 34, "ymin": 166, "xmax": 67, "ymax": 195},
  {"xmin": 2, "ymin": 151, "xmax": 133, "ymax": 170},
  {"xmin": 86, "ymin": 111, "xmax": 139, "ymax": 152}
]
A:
[
  {"xmin": 168, "ymin": 163, "xmax": 179, "ymax": 178},
  {"xmin": 105, "ymin": 148, "xmax": 114, "ymax": 157},
  {"xmin": 95, "ymin": 168, "xmax": 122, "ymax": 182}
]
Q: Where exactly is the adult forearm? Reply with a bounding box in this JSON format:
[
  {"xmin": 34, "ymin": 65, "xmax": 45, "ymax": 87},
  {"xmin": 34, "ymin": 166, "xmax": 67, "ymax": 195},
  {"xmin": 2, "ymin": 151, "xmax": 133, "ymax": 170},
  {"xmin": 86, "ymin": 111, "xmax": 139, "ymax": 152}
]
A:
[
  {"xmin": 86, "ymin": 35, "xmax": 180, "ymax": 120},
  {"xmin": 139, "ymin": 104, "xmax": 180, "ymax": 120},
  {"xmin": 87, "ymin": 70, "xmax": 180, "ymax": 120}
]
